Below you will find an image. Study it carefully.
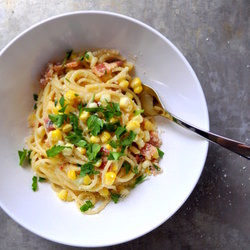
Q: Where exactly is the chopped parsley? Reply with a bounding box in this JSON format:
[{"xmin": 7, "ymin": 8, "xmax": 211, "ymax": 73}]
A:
[
  {"xmin": 157, "ymin": 148, "xmax": 164, "ymax": 158},
  {"xmin": 62, "ymin": 50, "xmax": 73, "ymax": 66},
  {"xmin": 86, "ymin": 144, "xmax": 101, "ymax": 161},
  {"xmin": 103, "ymin": 121, "xmax": 120, "ymax": 132},
  {"xmin": 109, "ymin": 140, "xmax": 118, "ymax": 148},
  {"xmin": 46, "ymin": 145, "xmax": 71, "ymax": 157},
  {"xmin": 34, "ymin": 103, "xmax": 37, "ymax": 110},
  {"xmin": 18, "ymin": 148, "xmax": 31, "ymax": 166},
  {"xmin": 120, "ymin": 131, "xmax": 136, "ymax": 147},
  {"xmin": 84, "ymin": 51, "xmax": 90, "ymax": 60},
  {"xmin": 38, "ymin": 177, "xmax": 46, "ymax": 182},
  {"xmin": 33, "ymin": 94, "xmax": 38, "ymax": 101},
  {"xmin": 115, "ymin": 126, "xmax": 127, "ymax": 140},
  {"xmin": 134, "ymin": 109, "xmax": 144, "ymax": 116},
  {"xmin": 32, "ymin": 176, "xmax": 38, "ymax": 191},
  {"xmin": 80, "ymin": 163, "xmax": 100, "ymax": 177},
  {"xmin": 153, "ymin": 164, "xmax": 161, "ymax": 171},
  {"xmin": 69, "ymin": 113, "xmax": 82, "ymax": 134},
  {"xmin": 132, "ymin": 165, "xmax": 139, "ymax": 174},
  {"xmin": 87, "ymin": 115, "xmax": 104, "ymax": 136},
  {"xmin": 65, "ymin": 77, "xmax": 70, "ymax": 83},
  {"xmin": 80, "ymin": 200, "xmax": 93, "ymax": 212},
  {"xmin": 48, "ymin": 114, "xmax": 67, "ymax": 128},
  {"xmin": 132, "ymin": 175, "xmax": 147, "ymax": 188},
  {"xmin": 110, "ymin": 192, "xmax": 121, "ymax": 204},
  {"xmin": 59, "ymin": 96, "xmax": 65, "ymax": 107},
  {"xmin": 122, "ymin": 161, "xmax": 131, "ymax": 174},
  {"xmin": 66, "ymin": 132, "xmax": 88, "ymax": 148},
  {"xmin": 108, "ymin": 152, "xmax": 124, "ymax": 161}
]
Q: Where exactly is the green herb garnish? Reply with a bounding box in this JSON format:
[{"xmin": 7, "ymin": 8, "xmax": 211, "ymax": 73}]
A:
[
  {"xmin": 62, "ymin": 50, "xmax": 73, "ymax": 66},
  {"xmin": 33, "ymin": 94, "xmax": 38, "ymax": 101},
  {"xmin": 59, "ymin": 96, "xmax": 65, "ymax": 107},
  {"xmin": 108, "ymin": 152, "xmax": 125, "ymax": 161},
  {"xmin": 46, "ymin": 145, "xmax": 71, "ymax": 157},
  {"xmin": 48, "ymin": 114, "xmax": 67, "ymax": 128},
  {"xmin": 18, "ymin": 148, "xmax": 30, "ymax": 166},
  {"xmin": 153, "ymin": 164, "xmax": 161, "ymax": 171},
  {"xmin": 38, "ymin": 177, "xmax": 46, "ymax": 182},
  {"xmin": 115, "ymin": 126, "xmax": 127, "ymax": 140},
  {"xmin": 86, "ymin": 144, "xmax": 101, "ymax": 161},
  {"xmin": 66, "ymin": 132, "xmax": 88, "ymax": 148},
  {"xmin": 32, "ymin": 176, "xmax": 38, "ymax": 191},
  {"xmin": 33, "ymin": 103, "xmax": 37, "ymax": 110},
  {"xmin": 65, "ymin": 77, "xmax": 70, "ymax": 83},
  {"xmin": 110, "ymin": 193, "xmax": 121, "ymax": 204},
  {"xmin": 80, "ymin": 163, "xmax": 100, "ymax": 177},
  {"xmin": 87, "ymin": 115, "xmax": 104, "ymax": 136},
  {"xmin": 122, "ymin": 162, "xmax": 131, "ymax": 174},
  {"xmin": 121, "ymin": 131, "xmax": 136, "ymax": 147},
  {"xmin": 80, "ymin": 200, "xmax": 93, "ymax": 212},
  {"xmin": 134, "ymin": 109, "xmax": 144, "ymax": 116},
  {"xmin": 133, "ymin": 175, "xmax": 147, "ymax": 188},
  {"xmin": 157, "ymin": 148, "xmax": 164, "ymax": 158},
  {"xmin": 84, "ymin": 52, "xmax": 90, "ymax": 60},
  {"xmin": 132, "ymin": 165, "xmax": 139, "ymax": 174}
]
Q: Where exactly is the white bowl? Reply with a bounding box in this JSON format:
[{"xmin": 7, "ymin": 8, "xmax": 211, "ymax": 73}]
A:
[{"xmin": 0, "ymin": 11, "xmax": 209, "ymax": 247}]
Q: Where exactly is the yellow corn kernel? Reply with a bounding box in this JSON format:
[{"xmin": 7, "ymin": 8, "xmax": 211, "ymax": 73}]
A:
[
  {"xmin": 76, "ymin": 147, "xmax": 86, "ymax": 155},
  {"xmin": 142, "ymin": 160, "xmax": 152, "ymax": 169},
  {"xmin": 49, "ymin": 129, "xmax": 62, "ymax": 143},
  {"xmin": 88, "ymin": 102, "xmax": 98, "ymax": 108},
  {"xmin": 99, "ymin": 188, "xmax": 110, "ymax": 197},
  {"xmin": 90, "ymin": 135, "xmax": 100, "ymax": 143},
  {"xmin": 110, "ymin": 117, "xmax": 118, "ymax": 123},
  {"xmin": 132, "ymin": 114, "xmax": 143, "ymax": 123},
  {"xmin": 67, "ymin": 169, "xmax": 77, "ymax": 180},
  {"xmin": 80, "ymin": 111, "xmax": 90, "ymax": 122},
  {"xmin": 100, "ymin": 131, "xmax": 111, "ymax": 143},
  {"xmin": 58, "ymin": 190, "xmax": 68, "ymax": 201},
  {"xmin": 37, "ymin": 126, "xmax": 46, "ymax": 138},
  {"xmin": 130, "ymin": 77, "xmax": 141, "ymax": 89},
  {"xmin": 52, "ymin": 103, "xmax": 60, "ymax": 114},
  {"xmin": 112, "ymin": 163, "xmax": 119, "ymax": 173},
  {"xmin": 145, "ymin": 167, "xmax": 151, "ymax": 175},
  {"xmin": 62, "ymin": 123, "xmax": 72, "ymax": 133},
  {"xmin": 125, "ymin": 92, "xmax": 134, "ymax": 99},
  {"xmin": 65, "ymin": 90, "xmax": 76, "ymax": 105},
  {"xmin": 94, "ymin": 159, "xmax": 102, "ymax": 168},
  {"xmin": 133, "ymin": 85, "xmax": 143, "ymax": 94},
  {"xmin": 83, "ymin": 175, "xmax": 91, "ymax": 185},
  {"xmin": 144, "ymin": 120, "xmax": 154, "ymax": 131},
  {"xmin": 105, "ymin": 144, "xmax": 112, "ymax": 150},
  {"xmin": 119, "ymin": 80, "xmax": 129, "ymax": 90},
  {"xmin": 120, "ymin": 96, "xmax": 133, "ymax": 112},
  {"xmin": 126, "ymin": 120, "xmax": 140, "ymax": 133},
  {"xmin": 104, "ymin": 172, "xmax": 116, "ymax": 185},
  {"xmin": 64, "ymin": 105, "xmax": 74, "ymax": 114}
]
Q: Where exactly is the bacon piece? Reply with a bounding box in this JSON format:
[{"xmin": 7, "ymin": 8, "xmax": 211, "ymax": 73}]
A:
[
  {"xmin": 100, "ymin": 147, "xmax": 110, "ymax": 156},
  {"xmin": 135, "ymin": 154, "xmax": 145, "ymax": 163},
  {"xmin": 65, "ymin": 61, "xmax": 81, "ymax": 68},
  {"xmin": 40, "ymin": 63, "xmax": 54, "ymax": 88},
  {"xmin": 140, "ymin": 143, "xmax": 158, "ymax": 160},
  {"xmin": 44, "ymin": 118, "xmax": 54, "ymax": 132},
  {"xmin": 100, "ymin": 157, "xmax": 108, "ymax": 169},
  {"xmin": 92, "ymin": 60, "xmax": 124, "ymax": 77},
  {"xmin": 148, "ymin": 131, "xmax": 161, "ymax": 147}
]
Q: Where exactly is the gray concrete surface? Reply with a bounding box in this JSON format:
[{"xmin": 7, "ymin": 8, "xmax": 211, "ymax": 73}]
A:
[{"xmin": 0, "ymin": 0, "xmax": 249, "ymax": 249}]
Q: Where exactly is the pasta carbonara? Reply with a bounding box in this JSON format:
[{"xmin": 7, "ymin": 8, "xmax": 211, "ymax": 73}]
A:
[{"xmin": 25, "ymin": 49, "xmax": 164, "ymax": 214}]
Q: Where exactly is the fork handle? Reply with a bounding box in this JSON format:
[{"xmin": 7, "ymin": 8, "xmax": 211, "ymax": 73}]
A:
[{"xmin": 164, "ymin": 112, "xmax": 250, "ymax": 160}]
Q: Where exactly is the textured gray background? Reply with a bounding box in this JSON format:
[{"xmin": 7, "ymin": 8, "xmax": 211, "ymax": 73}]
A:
[{"xmin": 0, "ymin": 0, "xmax": 249, "ymax": 249}]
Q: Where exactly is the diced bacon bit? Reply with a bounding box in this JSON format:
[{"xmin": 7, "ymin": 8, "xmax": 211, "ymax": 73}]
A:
[
  {"xmin": 100, "ymin": 157, "xmax": 108, "ymax": 169},
  {"xmin": 140, "ymin": 143, "xmax": 158, "ymax": 160},
  {"xmin": 53, "ymin": 60, "xmax": 81, "ymax": 72},
  {"xmin": 100, "ymin": 147, "xmax": 110, "ymax": 156},
  {"xmin": 44, "ymin": 118, "xmax": 54, "ymax": 132},
  {"xmin": 40, "ymin": 63, "xmax": 54, "ymax": 88},
  {"xmin": 148, "ymin": 131, "xmax": 162, "ymax": 147},
  {"xmin": 92, "ymin": 60, "xmax": 124, "ymax": 77},
  {"xmin": 60, "ymin": 165, "xmax": 64, "ymax": 171},
  {"xmin": 149, "ymin": 165, "xmax": 162, "ymax": 176},
  {"xmin": 134, "ymin": 154, "xmax": 145, "ymax": 163}
]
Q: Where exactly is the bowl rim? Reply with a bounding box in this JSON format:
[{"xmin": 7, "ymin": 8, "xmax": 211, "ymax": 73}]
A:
[{"xmin": 0, "ymin": 10, "xmax": 209, "ymax": 247}]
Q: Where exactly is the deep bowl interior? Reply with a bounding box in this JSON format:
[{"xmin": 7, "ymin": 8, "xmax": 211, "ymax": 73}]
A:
[{"xmin": 0, "ymin": 11, "xmax": 209, "ymax": 247}]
